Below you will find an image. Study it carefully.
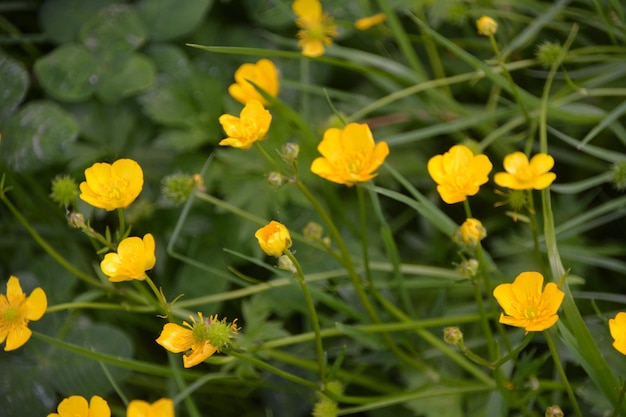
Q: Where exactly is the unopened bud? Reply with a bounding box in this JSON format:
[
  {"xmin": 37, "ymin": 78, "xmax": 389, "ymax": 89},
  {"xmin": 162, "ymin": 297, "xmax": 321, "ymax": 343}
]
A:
[
  {"xmin": 303, "ymin": 221, "xmax": 324, "ymax": 241},
  {"xmin": 267, "ymin": 172, "xmax": 286, "ymax": 187},
  {"xmin": 457, "ymin": 259, "xmax": 479, "ymax": 278},
  {"xmin": 453, "ymin": 218, "xmax": 486, "ymax": 248},
  {"xmin": 67, "ymin": 211, "xmax": 86, "ymax": 229},
  {"xmin": 277, "ymin": 255, "xmax": 297, "ymax": 274},
  {"xmin": 443, "ymin": 326, "xmax": 464, "ymax": 346},
  {"xmin": 281, "ymin": 142, "xmax": 300, "ymax": 165},
  {"xmin": 476, "ymin": 16, "xmax": 497, "ymax": 36},
  {"xmin": 545, "ymin": 405, "xmax": 564, "ymax": 417}
]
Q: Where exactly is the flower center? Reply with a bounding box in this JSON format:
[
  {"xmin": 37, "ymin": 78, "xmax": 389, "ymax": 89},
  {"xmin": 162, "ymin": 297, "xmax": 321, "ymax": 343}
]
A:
[
  {"xmin": 1, "ymin": 305, "xmax": 21, "ymax": 325},
  {"xmin": 514, "ymin": 165, "xmax": 535, "ymax": 184},
  {"xmin": 191, "ymin": 322, "xmax": 210, "ymax": 344},
  {"xmin": 525, "ymin": 305, "xmax": 538, "ymax": 319}
]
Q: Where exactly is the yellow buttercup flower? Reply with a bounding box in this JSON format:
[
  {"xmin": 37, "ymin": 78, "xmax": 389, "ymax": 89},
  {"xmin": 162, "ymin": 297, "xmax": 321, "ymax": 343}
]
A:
[
  {"xmin": 476, "ymin": 16, "xmax": 497, "ymax": 36},
  {"xmin": 127, "ymin": 398, "xmax": 174, "ymax": 417},
  {"xmin": 355, "ymin": 13, "xmax": 386, "ymax": 30},
  {"xmin": 311, "ymin": 122, "xmax": 389, "ymax": 185},
  {"xmin": 100, "ymin": 234, "xmax": 156, "ymax": 282},
  {"xmin": 0, "ymin": 275, "xmax": 47, "ymax": 351},
  {"xmin": 427, "ymin": 144, "xmax": 492, "ymax": 204},
  {"xmin": 494, "ymin": 152, "xmax": 556, "ymax": 190},
  {"xmin": 79, "ymin": 159, "xmax": 144, "ymax": 211},
  {"xmin": 493, "ymin": 271, "xmax": 564, "ymax": 332},
  {"xmin": 228, "ymin": 59, "xmax": 279, "ymax": 106},
  {"xmin": 609, "ymin": 312, "xmax": 626, "ymax": 355},
  {"xmin": 292, "ymin": 0, "xmax": 338, "ymax": 57},
  {"xmin": 255, "ymin": 221, "xmax": 292, "ymax": 257},
  {"xmin": 453, "ymin": 218, "xmax": 486, "ymax": 247},
  {"xmin": 47, "ymin": 395, "xmax": 110, "ymax": 417},
  {"xmin": 156, "ymin": 313, "xmax": 238, "ymax": 368},
  {"xmin": 218, "ymin": 99, "xmax": 272, "ymax": 149}
]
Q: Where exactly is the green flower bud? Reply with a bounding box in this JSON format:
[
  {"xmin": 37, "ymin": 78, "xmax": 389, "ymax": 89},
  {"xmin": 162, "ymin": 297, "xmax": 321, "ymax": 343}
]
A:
[
  {"xmin": 545, "ymin": 405, "xmax": 564, "ymax": 417},
  {"xmin": 611, "ymin": 161, "xmax": 626, "ymax": 191},
  {"xmin": 281, "ymin": 142, "xmax": 300, "ymax": 165},
  {"xmin": 443, "ymin": 326, "xmax": 464, "ymax": 346},
  {"xmin": 50, "ymin": 175, "xmax": 79, "ymax": 207},
  {"xmin": 277, "ymin": 255, "xmax": 297, "ymax": 274},
  {"xmin": 457, "ymin": 259, "xmax": 479, "ymax": 278},
  {"xmin": 536, "ymin": 42, "xmax": 564, "ymax": 68},
  {"xmin": 303, "ymin": 221, "xmax": 324, "ymax": 241},
  {"xmin": 161, "ymin": 173, "xmax": 196, "ymax": 206},
  {"xmin": 267, "ymin": 172, "xmax": 286, "ymax": 187}
]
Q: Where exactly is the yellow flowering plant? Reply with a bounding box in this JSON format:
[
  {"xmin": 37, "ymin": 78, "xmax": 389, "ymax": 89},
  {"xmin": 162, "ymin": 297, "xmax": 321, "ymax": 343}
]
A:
[
  {"xmin": 228, "ymin": 59, "xmax": 280, "ymax": 106},
  {"xmin": 218, "ymin": 99, "xmax": 272, "ymax": 149},
  {"xmin": 3, "ymin": 2, "xmax": 626, "ymax": 417},
  {"xmin": 292, "ymin": 0, "xmax": 338, "ymax": 57},
  {"xmin": 493, "ymin": 272, "xmax": 564, "ymax": 332},
  {"xmin": 310, "ymin": 122, "xmax": 389, "ymax": 185},
  {"xmin": 0, "ymin": 275, "xmax": 47, "ymax": 351},
  {"xmin": 427, "ymin": 144, "xmax": 492, "ymax": 204},
  {"xmin": 79, "ymin": 159, "xmax": 144, "ymax": 211}
]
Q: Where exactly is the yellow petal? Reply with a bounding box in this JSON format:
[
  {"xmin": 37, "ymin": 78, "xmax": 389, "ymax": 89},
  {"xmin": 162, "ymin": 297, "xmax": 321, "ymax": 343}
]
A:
[
  {"xmin": 502, "ymin": 152, "xmax": 529, "ymax": 175},
  {"xmin": 355, "ymin": 13, "xmax": 386, "ymax": 30},
  {"xmin": 368, "ymin": 141, "xmax": 390, "ymax": 172},
  {"xmin": 427, "ymin": 154, "xmax": 446, "ymax": 184},
  {"xmin": 142, "ymin": 233, "xmax": 156, "ymax": 270},
  {"xmin": 292, "ymin": 0, "xmax": 321, "ymax": 20},
  {"xmin": 541, "ymin": 282, "xmax": 565, "ymax": 315},
  {"xmin": 493, "ymin": 172, "xmax": 517, "ymax": 189},
  {"xmin": 183, "ymin": 342, "xmax": 218, "ymax": 368},
  {"xmin": 492, "ymin": 283, "xmax": 515, "ymax": 316},
  {"xmin": 300, "ymin": 39, "xmax": 325, "ymax": 57},
  {"xmin": 468, "ymin": 154, "xmax": 493, "ymax": 184},
  {"xmin": 511, "ymin": 271, "xmax": 543, "ymax": 297},
  {"xmin": 156, "ymin": 323, "xmax": 194, "ymax": 353},
  {"xmin": 151, "ymin": 398, "xmax": 174, "ymax": 417},
  {"xmin": 529, "ymin": 153, "xmax": 554, "ymax": 174},
  {"xmin": 6, "ymin": 275, "xmax": 24, "ymax": 303},
  {"xmin": 89, "ymin": 395, "xmax": 111, "ymax": 417},
  {"xmin": 25, "ymin": 287, "xmax": 47, "ymax": 321},
  {"xmin": 127, "ymin": 400, "xmax": 150, "ymax": 417},
  {"xmin": 57, "ymin": 396, "xmax": 89, "ymax": 417},
  {"xmin": 317, "ymin": 128, "xmax": 342, "ymax": 162},
  {"xmin": 532, "ymin": 172, "xmax": 556, "ymax": 190},
  {"xmin": 4, "ymin": 324, "xmax": 32, "ymax": 351},
  {"xmin": 436, "ymin": 184, "xmax": 467, "ymax": 204}
]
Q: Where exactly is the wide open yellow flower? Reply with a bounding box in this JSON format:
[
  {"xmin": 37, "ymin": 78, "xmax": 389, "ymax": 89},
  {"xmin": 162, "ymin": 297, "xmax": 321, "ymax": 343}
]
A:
[
  {"xmin": 156, "ymin": 313, "xmax": 238, "ymax": 368},
  {"xmin": 219, "ymin": 99, "xmax": 272, "ymax": 149},
  {"xmin": 47, "ymin": 395, "xmax": 110, "ymax": 417},
  {"xmin": 255, "ymin": 221, "xmax": 292, "ymax": 257},
  {"xmin": 292, "ymin": 0, "xmax": 338, "ymax": 57},
  {"xmin": 228, "ymin": 59, "xmax": 279, "ymax": 106},
  {"xmin": 0, "ymin": 275, "xmax": 47, "ymax": 351},
  {"xmin": 609, "ymin": 312, "xmax": 626, "ymax": 355},
  {"xmin": 355, "ymin": 13, "xmax": 386, "ymax": 30},
  {"xmin": 493, "ymin": 271, "xmax": 564, "ymax": 332},
  {"xmin": 427, "ymin": 144, "xmax": 492, "ymax": 204},
  {"xmin": 79, "ymin": 159, "xmax": 144, "ymax": 211},
  {"xmin": 127, "ymin": 398, "xmax": 174, "ymax": 417},
  {"xmin": 311, "ymin": 122, "xmax": 389, "ymax": 185},
  {"xmin": 494, "ymin": 152, "xmax": 556, "ymax": 190},
  {"xmin": 100, "ymin": 234, "xmax": 156, "ymax": 282}
]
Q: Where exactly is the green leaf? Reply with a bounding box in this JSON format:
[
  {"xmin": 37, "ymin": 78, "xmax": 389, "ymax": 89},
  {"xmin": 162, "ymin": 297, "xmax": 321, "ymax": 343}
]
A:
[
  {"xmin": 0, "ymin": 100, "xmax": 79, "ymax": 171},
  {"xmin": 144, "ymin": 44, "xmax": 192, "ymax": 77},
  {"xmin": 153, "ymin": 128, "xmax": 211, "ymax": 152},
  {"xmin": 79, "ymin": 4, "xmax": 147, "ymax": 57},
  {"xmin": 43, "ymin": 322, "xmax": 134, "ymax": 397},
  {"xmin": 38, "ymin": 0, "xmax": 118, "ymax": 44},
  {"xmin": 137, "ymin": 0, "xmax": 214, "ymax": 41},
  {"xmin": 34, "ymin": 43, "xmax": 98, "ymax": 102},
  {"xmin": 94, "ymin": 53, "xmax": 156, "ymax": 102},
  {"xmin": 0, "ymin": 52, "xmax": 29, "ymax": 124}
]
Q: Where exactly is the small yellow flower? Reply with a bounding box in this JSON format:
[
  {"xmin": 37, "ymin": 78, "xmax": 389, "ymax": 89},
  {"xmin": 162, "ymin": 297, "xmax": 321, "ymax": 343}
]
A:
[
  {"xmin": 494, "ymin": 152, "xmax": 556, "ymax": 190},
  {"xmin": 79, "ymin": 159, "xmax": 144, "ymax": 211},
  {"xmin": 255, "ymin": 221, "xmax": 292, "ymax": 257},
  {"xmin": 493, "ymin": 271, "xmax": 564, "ymax": 332},
  {"xmin": 609, "ymin": 312, "xmax": 626, "ymax": 355},
  {"xmin": 355, "ymin": 13, "xmax": 386, "ymax": 30},
  {"xmin": 100, "ymin": 234, "xmax": 156, "ymax": 282},
  {"xmin": 228, "ymin": 59, "xmax": 280, "ymax": 106},
  {"xmin": 311, "ymin": 122, "xmax": 389, "ymax": 185},
  {"xmin": 219, "ymin": 99, "xmax": 272, "ymax": 150},
  {"xmin": 292, "ymin": 0, "xmax": 338, "ymax": 57},
  {"xmin": 0, "ymin": 275, "xmax": 47, "ymax": 351},
  {"xmin": 427, "ymin": 144, "xmax": 492, "ymax": 204},
  {"xmin": 156, "ymin": 313, "xmax": 238, "ymax": 368},
  {"xmin": 454, "ymin": 218, "xmax": 487, "ymax": 247},
  {"xmin": 47, "ymin": 395, "xmax": 110, "ymax": 417},
  {"xmin": 476, "ymin": 15, "xmax": 498, "ymax": 36},
  {"xmin": 127, "ymin": 398, "xmax": 174, "ymax": 417}
]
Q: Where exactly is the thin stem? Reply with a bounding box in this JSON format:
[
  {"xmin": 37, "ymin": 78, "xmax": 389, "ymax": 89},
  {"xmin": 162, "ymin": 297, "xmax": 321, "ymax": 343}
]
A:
[
  {"xmin": 488, "ymin": 34, "xmax": 531, "ymax": 124},
  {"xmin": 284, "ymin": 250, "xmax": 326, "ymax": 383},
  {"xmin": 100, "ymin": 362, "xmax": 128, "ymax": 406},
  {"xmin": 526, "ymin": 191, "xmax": 546, "ymax": 273},
  {"xmin": 544, "ymin": 330, "xmax": 583, "ymax": 417},
  {"xmin": 145, "ymin": 275, "xmax": 170, "ymax": 318},
  {"xmin": 492, "ymin": 332, "xmax": 534, "ymax": 368},
  {"xmin": 0, "ymin": 187, "xmax": 106, "ymax": 289},
  {"xmin": 117, "ymin": 207, "xmax": 127, "ymax": 240}
]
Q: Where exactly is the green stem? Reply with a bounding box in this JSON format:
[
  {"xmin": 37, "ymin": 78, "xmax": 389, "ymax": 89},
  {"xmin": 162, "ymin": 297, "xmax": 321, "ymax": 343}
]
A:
[
  {"xmin": 294, "ymin": 179, "xmax": 379, "ymax": 322},
  {"xmin": 117, "ymin": 207, "xmax": 127, "ymax": 240},
  {"xmin": 300, "ymin": 58, "xmax": 310, "ymax": 121},
  {"xmin": 46, "ymin": 302, "xmax": 155, "ymax": 314},
  {"xmin": 526, "ymin": 190, "xmax": 545, "ymax": 273},
  {"xmin": 492, "ymin": 332, "xmax": 534, "ymax": 368},
  {"xmin": 227, "ymin": 349, "xmax": 320, "ymax": 391},
  {"xmin": 0, "ymin": 187, "xmax": 105, "ymax": 289},
  {"xmin": 145, "ymin": 275, "xmax": 170, "ymax": 318},
  {"xmin": 100, "ymin": 361, "xmax": 128, "ymax": 406},
  {"xmin": 284, "ymin": 250, "xmax": 326, "ymax": 383},
  {"xmin": 168, "ymin": 353, "xmax": 202, "ymax": 417},
  {"xmin": 488, "ymin": 34, "xmax": 531, "ymax": 124},
  {"xmin": 544, "ymin": 330, "xmax": 583, "ymax": 417}
]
